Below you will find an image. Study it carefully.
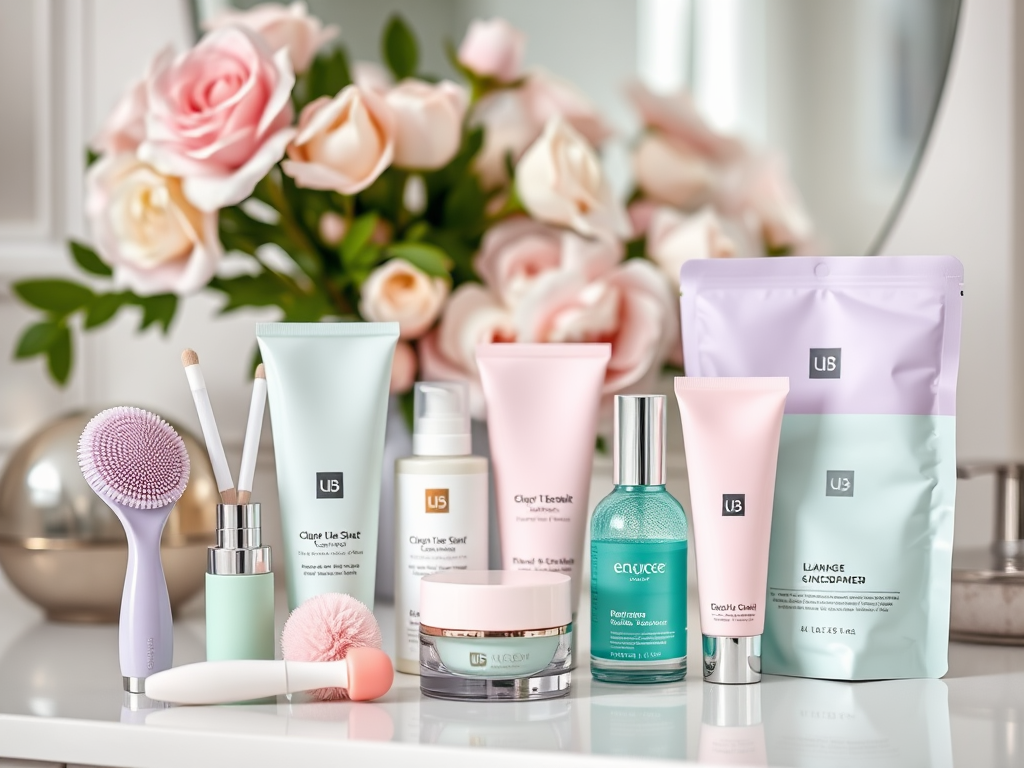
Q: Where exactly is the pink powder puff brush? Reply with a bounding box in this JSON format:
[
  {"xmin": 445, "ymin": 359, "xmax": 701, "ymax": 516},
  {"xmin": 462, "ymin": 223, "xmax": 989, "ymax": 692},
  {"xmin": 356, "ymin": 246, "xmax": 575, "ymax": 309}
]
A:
[
  {"xmin": 145, "ymin": 593, "xmax": 393, "ymax": 705},
  {"xmin": 78, "ymin": 407, "xmax": 190, "ymax": 693}
]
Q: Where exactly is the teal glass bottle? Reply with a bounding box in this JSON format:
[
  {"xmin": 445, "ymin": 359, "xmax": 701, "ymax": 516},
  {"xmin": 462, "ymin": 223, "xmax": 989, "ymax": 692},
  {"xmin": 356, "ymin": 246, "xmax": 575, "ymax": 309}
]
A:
[{"xmin": 591, "ymin": 395, "xmax": 688, "ymax": 683}]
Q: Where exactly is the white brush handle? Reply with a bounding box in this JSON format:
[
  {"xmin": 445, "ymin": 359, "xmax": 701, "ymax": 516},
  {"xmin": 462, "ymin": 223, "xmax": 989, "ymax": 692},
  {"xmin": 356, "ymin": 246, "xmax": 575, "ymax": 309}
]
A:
[
  {"xmin": 237, "ymin": 377, "xmax": 267, "ymax": 498},
  {"xmin": 145, "ymin": 660, "xmax": 349, "ymax": 705},
  {"xmin": 184, "ymin": 365, "xmax": 234, "ymax": 496}
]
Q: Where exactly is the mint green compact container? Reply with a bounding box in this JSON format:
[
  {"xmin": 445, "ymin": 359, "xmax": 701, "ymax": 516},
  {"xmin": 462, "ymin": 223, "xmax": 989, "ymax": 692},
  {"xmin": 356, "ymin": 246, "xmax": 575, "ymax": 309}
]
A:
[{"xmin": 206, "ymin": 504, "xmax": 275, "ymax": 661}]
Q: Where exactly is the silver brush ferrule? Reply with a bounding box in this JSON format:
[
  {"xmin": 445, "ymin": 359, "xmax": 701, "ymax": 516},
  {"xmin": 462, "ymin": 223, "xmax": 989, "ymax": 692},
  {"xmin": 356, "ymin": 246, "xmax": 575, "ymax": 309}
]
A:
[{"xmin": 207, "ymin": 503, "xmax": 272, "ymax": 575}]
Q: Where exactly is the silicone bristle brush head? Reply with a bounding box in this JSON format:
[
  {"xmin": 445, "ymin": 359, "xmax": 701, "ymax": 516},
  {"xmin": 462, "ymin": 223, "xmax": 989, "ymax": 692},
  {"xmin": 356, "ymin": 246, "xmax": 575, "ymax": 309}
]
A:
[
  {"xmin": 281, "ymin": 593, "xmax": 384, "ymax": 701},
  {"xmin": 78, "ymin": 407, "xmax": 190, "ymax": 509}
]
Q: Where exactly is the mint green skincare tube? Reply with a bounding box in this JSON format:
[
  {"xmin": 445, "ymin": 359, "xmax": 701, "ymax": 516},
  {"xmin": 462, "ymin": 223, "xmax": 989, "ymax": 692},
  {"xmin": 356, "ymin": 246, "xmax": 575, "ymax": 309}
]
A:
[
  {"xmin": 206, "ymin": 573, "xmax": 275, "ymax": 660},
  {"xmin": 257, "ymin": 322, "xmax": 399, "ymax": 610}
]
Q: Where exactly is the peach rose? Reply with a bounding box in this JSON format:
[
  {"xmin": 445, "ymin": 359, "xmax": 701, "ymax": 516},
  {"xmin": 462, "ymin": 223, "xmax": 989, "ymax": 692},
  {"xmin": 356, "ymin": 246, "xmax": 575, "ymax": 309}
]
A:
[
  {"xmin": 203, "ymin": 1, "xmax": 338, "ymax": 74},
  {"xmin": 352, "ymin": 60, "xmax": 393, "ymax": 94},
  {"xmin": 457, "ymin": 18, "xmax": 525, "ymax": 84},
  {"xmin": 139, "ymin": 27, "xmax": 295, "ymax": 211},
  {"xmin": 513, "ymin": 258, "xmax": 675, "ymax": 393},
  {"xmin": 522, "ymin": 70, "xmax": 613, "ymax": 148},
  {"xmin": 86, "ymin": 154, "xmax": 221, "ymax": 296},
  {"xmin": 722, "ymin": 154, "xmax": 813, "ymax": 254},
  {"xmin": 516, "ymin": 116, "xmax": 630, "ymax": 240},
  {"xmin": 390, "ymin": 340, "xmax": 418, "ymax": 394},
  {"xmin": 386, "ymin": 80, "xmax": 468, "ymax": 171},
  {"xmin": 474, "ymin": 218, "xmax": 561, "ymax": 305},
  {"xmin": 646, "ymin": 206, "xmax": 737, "ymax": 284},
  {"xmin": 282, "ymin": 85, "xmax": 396, "ymax": 194},
  {"xmin": 359, "ymin": 259, "xmax": 449, "ymax": 340}
]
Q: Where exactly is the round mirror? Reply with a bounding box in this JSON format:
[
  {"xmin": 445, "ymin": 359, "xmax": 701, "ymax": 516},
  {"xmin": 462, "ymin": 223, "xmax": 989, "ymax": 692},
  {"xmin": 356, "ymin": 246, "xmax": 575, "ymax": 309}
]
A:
[{"xmin": 191, "ymin": 0, "xmax": 961, "ymax": 256}]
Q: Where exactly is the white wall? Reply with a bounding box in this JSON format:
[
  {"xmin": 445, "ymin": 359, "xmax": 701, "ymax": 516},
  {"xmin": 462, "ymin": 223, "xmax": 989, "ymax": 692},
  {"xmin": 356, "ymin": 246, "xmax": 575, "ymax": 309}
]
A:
[{"xmin": 882, "ymin": 0, "xmax": 1019, "ymax": 548}]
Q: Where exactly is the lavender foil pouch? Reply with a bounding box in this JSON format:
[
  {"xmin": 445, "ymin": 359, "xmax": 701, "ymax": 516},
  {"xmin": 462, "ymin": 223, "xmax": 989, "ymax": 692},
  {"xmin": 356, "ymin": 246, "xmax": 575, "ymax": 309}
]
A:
[{"xmin": 681, "ymin": 256, "xmax": 963, "ymax": 680}]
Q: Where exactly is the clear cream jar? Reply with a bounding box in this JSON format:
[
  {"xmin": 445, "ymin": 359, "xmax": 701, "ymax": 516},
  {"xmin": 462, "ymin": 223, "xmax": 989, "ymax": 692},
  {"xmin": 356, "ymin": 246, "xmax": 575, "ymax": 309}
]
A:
[{"xmin": 419, "ymin": 570, "xmax": 572, "ymax": 701}]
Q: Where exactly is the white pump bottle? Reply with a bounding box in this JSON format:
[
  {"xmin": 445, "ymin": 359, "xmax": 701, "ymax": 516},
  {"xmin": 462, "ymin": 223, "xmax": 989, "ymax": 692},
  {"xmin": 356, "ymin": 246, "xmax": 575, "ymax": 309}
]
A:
[{"xmin": 394, "ymin": 382, "xmax": 489, "ymax": 675}]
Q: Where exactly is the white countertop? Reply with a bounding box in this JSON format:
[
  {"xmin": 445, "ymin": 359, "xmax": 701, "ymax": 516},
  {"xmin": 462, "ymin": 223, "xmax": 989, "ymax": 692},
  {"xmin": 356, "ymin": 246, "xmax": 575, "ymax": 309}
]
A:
[{"xmin": 0, "ymin": 576, "xmax": 1021, "ymax": 768}]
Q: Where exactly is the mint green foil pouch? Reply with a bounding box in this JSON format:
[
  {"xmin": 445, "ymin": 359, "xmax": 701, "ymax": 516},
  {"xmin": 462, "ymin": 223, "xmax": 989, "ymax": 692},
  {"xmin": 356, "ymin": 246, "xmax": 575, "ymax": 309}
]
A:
[{"xmin": 680, "ymin": 256, "xmax": 963, "ymax": 679}]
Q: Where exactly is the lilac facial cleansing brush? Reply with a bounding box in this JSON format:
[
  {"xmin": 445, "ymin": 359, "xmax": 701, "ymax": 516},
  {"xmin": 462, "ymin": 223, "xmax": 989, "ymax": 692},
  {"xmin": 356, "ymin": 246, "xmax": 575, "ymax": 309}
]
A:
[{"xmin": 79, "ymin": 407, "xmax": 190, "ymax": 693}]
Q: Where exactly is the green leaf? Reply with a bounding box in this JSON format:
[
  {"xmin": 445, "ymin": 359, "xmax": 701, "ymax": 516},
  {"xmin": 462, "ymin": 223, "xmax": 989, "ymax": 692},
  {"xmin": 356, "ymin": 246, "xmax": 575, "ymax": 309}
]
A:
[
  {"xmin": 305, "ymin": 46, "xmax": 352, "ymax": 102},
  {"xmin": 85, "ymin": 148, "xmax": 100, "ymax": 168},
  {"xmin": 341, "ymin": 213, "xmax": 379, "ymax": 263},
  {"xmin": 46, "ymin": 325, "xmax": 72, "ymax": 384},
  {"xmin": 383, "ymin": 15, "xmax": 418, "ymax": 80},
  {"xmin": 387, "ymin": 242, "xmax": 452, "ymax": 279},
  {"xmin": 137, "ymin": 294, "xmax": 178, "ymax": 333},
  {"xmin": 443, "ymin": 175, "xmax": 486, "ymax": 231},
  {"xmin": 14, "ymin": 321, "xmax": 63, "ymax": 358},
  {"xmin": 84, "ymin": 293, "xmax": 127, "ymax": 329},
  {"xmin": 405, "ymin": 221, "xmax": 430, "ymax": 242},
  {"xmin": 69, "ymin": 240, "xmax": 113, "ymax": 276},
  {"xmin": 625, "ymin": 236, "xmax": 647, "ymax": 261},
  {"xmin": 12, "ymin": 279, "xmax": 93, "ymax": 314},
  {"xmin": 210, "ymin": 273, "xmax": 286, "ymax": 313}
]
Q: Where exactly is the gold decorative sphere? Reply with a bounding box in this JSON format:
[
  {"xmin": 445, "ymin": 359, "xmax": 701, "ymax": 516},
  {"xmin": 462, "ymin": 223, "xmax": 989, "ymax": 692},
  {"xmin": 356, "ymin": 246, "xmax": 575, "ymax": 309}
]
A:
[{"xmin": 0, "ymin": 411, "xmax": 218, "ymax": 622}]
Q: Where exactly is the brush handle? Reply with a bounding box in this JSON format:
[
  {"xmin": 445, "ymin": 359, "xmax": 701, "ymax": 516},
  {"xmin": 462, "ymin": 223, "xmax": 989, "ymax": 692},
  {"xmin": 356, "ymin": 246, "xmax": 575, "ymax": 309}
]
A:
[
  {"xmin": 118, "ymin": 503, "xmax": 174, "ymax": 687},
  {"xmin": 145, "ymin": 660, "xmax": 349, "ymax": 704},
  {"xmin": 237, "ymin": 376, "xmax": 267, "ymax": 498}
]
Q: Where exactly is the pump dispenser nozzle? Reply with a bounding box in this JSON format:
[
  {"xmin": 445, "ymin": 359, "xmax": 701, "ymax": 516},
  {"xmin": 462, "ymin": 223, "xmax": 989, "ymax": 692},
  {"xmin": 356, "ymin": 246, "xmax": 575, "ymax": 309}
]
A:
[{"xmin": 413, "ymin": 382, "xmax": 471, "ymax": 456}]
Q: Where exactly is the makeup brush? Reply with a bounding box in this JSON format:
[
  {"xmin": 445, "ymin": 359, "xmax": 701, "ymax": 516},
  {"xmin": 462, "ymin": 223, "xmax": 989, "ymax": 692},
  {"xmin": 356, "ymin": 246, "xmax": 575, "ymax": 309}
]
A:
[
  {"xmin": 236, "ymin": 364, "xmax": 267, "ymax": 505},
  {"xmin": 145, "ymin": 594, "xmax": 393, "ymax": 705},
  {"xmin": 79, "ymin": 407, "xmax": 190, "ymax": 693},
  {"xmin": 181, "ymin": 349, "xmax": 235, "ymax": 503}
]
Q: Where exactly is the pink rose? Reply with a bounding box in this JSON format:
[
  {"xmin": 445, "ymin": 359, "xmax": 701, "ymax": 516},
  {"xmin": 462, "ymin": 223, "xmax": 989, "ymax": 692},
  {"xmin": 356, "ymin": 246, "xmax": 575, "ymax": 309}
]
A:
[
  {"xmin": 522, "ymin": 71, "xmax": 613, "ymax": 148},
  {"xmin": 720, "ymin": 154, "xmax": 813, "ymax": 254},
  {"xmin": 633, "ymin": 133, "xmax": 718, "ymax": 210},
  {"xmin": 474, "ymin": 218, "xmax": 561, "ymax": 305},
  {"xmin": 419, "ymin": 285, "xmax": 516, "ymax": 417},
  {"xmin": 359, "ymin": 259, "xmax": 449, "ymax": 340},
  {"xmin": 516, "ymin": 116, "xmax": 630, "ymax": 240},
  {"xmin": 627, "ymin": 82, "xmax": 743, "ymax": 163},
  {"xmin": 86, "ymin": 154, "xmax": 221, "ymax": 296},
  {"xmin": 282, "ymin": 85, "xmax": 396, "ymax": 194},
  {"xmin": 646, "ymin": 206, "xmax": 737, "ymax": 284},
  {"xmin": 514, "ymin": 257, "xmax": 675, "ymax": 393},
  {"xmin": 139, "ymin": 27, "xmax": 296, "ymax": 211},
  {"xmin": 386, "ymin": 80, "xmax": 468, "ymax": 171},
  {"xmin": 457, "ymin": 18, "xmax": 526, "ymax": 84},
  {"xmin": 318, "ymin": 211, "xmax": 347, "ymax": 245},
  {"xmin": 471, "ymin": 90, "xmax": 536, "ymax": 188},
  {"xmin": 390, "ymin": 340, "xmax": 418, "ymax": 394},
  {"xmin": 203, "ymin": 1, "xmax": 338, "ymax": 74}
]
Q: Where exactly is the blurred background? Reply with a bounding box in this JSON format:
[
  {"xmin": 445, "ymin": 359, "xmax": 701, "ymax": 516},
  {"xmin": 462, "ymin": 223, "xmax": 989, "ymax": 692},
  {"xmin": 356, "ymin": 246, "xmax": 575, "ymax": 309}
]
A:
[{"xmin": 0, "ymin": 0, "xmax": 1017, "ymax": 569}]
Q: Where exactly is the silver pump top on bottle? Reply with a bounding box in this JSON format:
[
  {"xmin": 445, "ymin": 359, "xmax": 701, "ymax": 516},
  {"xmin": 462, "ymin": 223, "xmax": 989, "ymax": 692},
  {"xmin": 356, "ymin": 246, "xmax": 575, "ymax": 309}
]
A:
[
  {"xmin": 208, "ymin": 503, "xmax": 272, "ymax": 575},
  {"xmin": 613, "ymin": 395, "xmax": 666, "ymax": 486}
]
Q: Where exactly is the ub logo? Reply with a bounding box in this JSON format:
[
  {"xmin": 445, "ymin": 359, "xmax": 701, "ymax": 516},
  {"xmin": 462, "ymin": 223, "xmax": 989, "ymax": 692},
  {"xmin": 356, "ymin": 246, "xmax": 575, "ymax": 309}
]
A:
[
  {"xmin": 722, "ymin": 494, "xmax": 746, "ymax": 516},
  {"xmin": 809, "ymin": 348, "xmax": 842, "ymax": 379},
  {"xmin": 469, "ymin": 652, "xmax": 487, "ymax": 667},
  {"xmin": 826, "ymin": 470, "xmax": 854, "ymax": 497},
  {"xmin": 316, "ymin": 472, "xmax": 344, "ymax": 499}
]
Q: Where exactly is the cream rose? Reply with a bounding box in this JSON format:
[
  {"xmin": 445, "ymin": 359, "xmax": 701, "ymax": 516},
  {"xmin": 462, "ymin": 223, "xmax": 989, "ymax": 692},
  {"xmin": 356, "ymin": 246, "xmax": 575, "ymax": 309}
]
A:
[
  {"xmin": 282, "ymin": 85, "xmax": 396, "ymax": 194},
  {"xmin": 386, "ymin": 80, "xmax": 468, "ymax": 171},
  {"xmin": 627, "ymin": 82, "xmax": 742, "ymax": 162},
  {"xmin": 470, "ymin": 90, "xmax": 536, "ymax": 188},
  {"xmin": 86, "ymin": 154, "xmax": 221, "ymax": 296},
  {"xmin": 360, "ymin": 259, "xmax": 449, "ymax": 340},
  {"xmin": 522, "ymin": 70, "xmax": 612, "ymax": 148},
  {"xmin": 139, "ymin": 27, "xmax": 295, "ymax": 212},
  {"xmin": 203, "ymin": 1, "xmax": 339, "ymax": 74},
  {"xmin": 646, "ymin": 206, "xmax": 737, "ymax": 284},
  {"xmin": 516, "ymin": 116, "xmax": 630, "ymax": 240},
  {"xmin": 473, "ymin": 218, "xmax": 561, "ymax": 306},
  {"xmin": 90, "ymin": 54, "xmax": 159, "ymax": 156},
  {"xmin": 723, "ymin": 154, "xmax": 813, "ymax": 253},
  {"xmin": 457, "ymin": 18, "xmax": 525, "ymax": 83}
]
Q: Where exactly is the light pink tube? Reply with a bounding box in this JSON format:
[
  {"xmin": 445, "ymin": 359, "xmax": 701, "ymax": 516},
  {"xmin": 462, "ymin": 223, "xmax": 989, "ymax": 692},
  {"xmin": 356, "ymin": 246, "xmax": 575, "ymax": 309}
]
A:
[
  {"xmin": 477, "ymin": 343, "xmax": 610, "ymax": 611},
  {"xmin": 674, "ymin": 377, "xmax": 788, "ymax": 680}
]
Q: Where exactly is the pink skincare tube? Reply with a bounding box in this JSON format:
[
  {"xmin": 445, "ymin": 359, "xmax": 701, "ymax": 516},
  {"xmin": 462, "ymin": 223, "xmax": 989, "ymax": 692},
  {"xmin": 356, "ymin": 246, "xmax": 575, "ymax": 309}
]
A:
[
  {"xmin": 674, "ymin": 377, "xmax": 789, "ymax": 684},
  {"xmin": 477, "ymin": 343, "xmax": 611, "ymax": 612}
]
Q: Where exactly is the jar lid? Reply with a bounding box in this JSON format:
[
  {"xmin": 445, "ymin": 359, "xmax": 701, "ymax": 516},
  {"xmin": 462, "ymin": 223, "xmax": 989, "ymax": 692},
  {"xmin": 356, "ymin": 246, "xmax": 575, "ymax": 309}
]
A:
[{"xmin": 420, "ymin": 570, "xmax": 571, "ymax": 632}]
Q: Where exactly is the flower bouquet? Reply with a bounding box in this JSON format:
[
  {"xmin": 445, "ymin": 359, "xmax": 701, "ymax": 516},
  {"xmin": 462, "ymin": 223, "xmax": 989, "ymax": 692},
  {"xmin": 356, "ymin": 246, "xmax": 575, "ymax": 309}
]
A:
[{"xmin": 12, "ymin": 3, "xmax": 811, "ymax": 414}]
